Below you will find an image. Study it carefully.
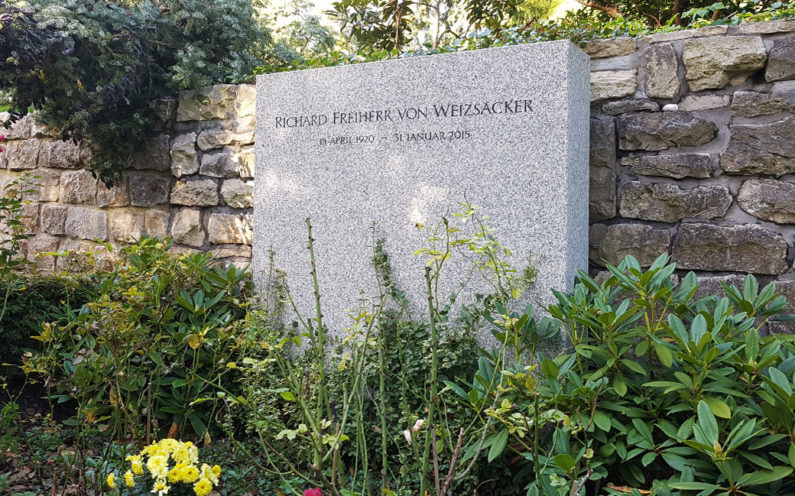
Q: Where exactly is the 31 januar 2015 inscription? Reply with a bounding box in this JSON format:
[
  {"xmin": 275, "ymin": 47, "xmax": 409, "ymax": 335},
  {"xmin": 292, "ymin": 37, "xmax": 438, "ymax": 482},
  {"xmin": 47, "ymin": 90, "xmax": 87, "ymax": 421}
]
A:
[{"xmin": 274, "ymin": 99, "xmax": 534, "ymax": 128}]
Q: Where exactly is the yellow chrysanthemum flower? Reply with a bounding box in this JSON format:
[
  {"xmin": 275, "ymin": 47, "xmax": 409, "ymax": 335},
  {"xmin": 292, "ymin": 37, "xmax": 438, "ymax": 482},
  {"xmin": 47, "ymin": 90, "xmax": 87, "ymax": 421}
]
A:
[
  {"xmin": 152, "ymin": 478, "xmax": 171, "ymax": 495},
  {"xmin": 193, "ymin": 477, "xmax": 213, "ymax": 496},
  {"xmin": 200, "ymin": 464, "xmax": 219, "ymax": 485},
  {"xmin": 124, "ymin": 471, "xmax": 135, "ymax": 488},
  {"xmin": 167, "ymin": 467, "xmax": 181, "ymax": 484},
  {"xmin": 188, "ymin": 444, "xmax": 199, "ymax": 464},
  {"xmin": 127, "ymin": 455, "xmax": 144, "ymax": 475},
  {"xmin": 106, "ymin": 473, "xmax": 116, "ymax": 489},
  {"xmin": 211, "ymin": 465, "xmax": 221, "ymax": 477},
  {"xmin": 182, "ymin": 465, "xmax": 200, "ymax": 483},
  {"xmin": 147, "ymin": 455, "xmax": 169, "ymax": 479}
]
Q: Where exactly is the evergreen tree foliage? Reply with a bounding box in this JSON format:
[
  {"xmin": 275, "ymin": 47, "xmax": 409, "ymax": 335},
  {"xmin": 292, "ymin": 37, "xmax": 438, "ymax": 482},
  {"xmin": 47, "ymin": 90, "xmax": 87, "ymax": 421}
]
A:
[{"xmin": 0, "ymin": 0, "xmax": 272, "ymax": 183}]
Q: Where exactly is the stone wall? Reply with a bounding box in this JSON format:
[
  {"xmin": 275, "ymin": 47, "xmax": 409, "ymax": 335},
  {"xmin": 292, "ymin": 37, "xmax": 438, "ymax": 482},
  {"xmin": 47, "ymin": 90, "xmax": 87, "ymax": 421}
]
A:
[
  {"xmin": 2, "ymin": 18, "xmax": 794, "ymax": 330},
  {"xmin": 585, "ymin": 18, "xmax": 795, "ymax": 332},
  {"xmin": 0, "ymin": 84, "xmax": 256, "ymax": 272}
]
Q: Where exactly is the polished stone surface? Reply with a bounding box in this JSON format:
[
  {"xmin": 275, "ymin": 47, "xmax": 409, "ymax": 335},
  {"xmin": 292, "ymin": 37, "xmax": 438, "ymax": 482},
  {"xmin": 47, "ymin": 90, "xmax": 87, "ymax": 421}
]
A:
[{"xmin": 254, "ymin": 41, "xmax": 590, "ymax": 342}]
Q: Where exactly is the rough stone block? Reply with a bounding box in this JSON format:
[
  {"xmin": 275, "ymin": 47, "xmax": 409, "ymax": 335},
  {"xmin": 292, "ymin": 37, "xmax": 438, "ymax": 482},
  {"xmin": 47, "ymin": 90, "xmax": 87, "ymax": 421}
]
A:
[
  {"xmin": 200, "ymin": 151, "xmax": 240, "ymax": 178},
  {"xmin": 6, "ymin": 140, "xmax": 40, "ymax": 170},
  {"xmin": 154, "ymin": 98, "xmax": 177, "ymax": 129},
  {"xmin": 210, "ymin": 245, "xmax": 252, "ymax": 259},
  {"xmin": 235, "ymin": 115, "xmax": 256, "ymax": 134},
  {"xmin": 144, "ymin": 209, "xmax": 170, "ymax": 238},
  {"xmin": 235, "ymin": 84, "xmax": 256, "ymax": 117},
  {"xmin": 27, "ymin": 233, "xmax": 59, "ymax": 272},
  {"xmin": 694, "ymin": 274, "xmax": 747, "ymax": 301},
  {"xmin": 621, "ymin": 153, "xmax": 713, "ymax": 179},
  {"xmin": 1, "ymin": 114, "xmax": 32, "ymax": 140},
  {"xmin": 20, "ymin": 203, "xmax": 39, "ymax": 233},
  {"xmin": 731, "ymin": 89, "xmax": 795, "ymax": 117},
  {"xmin": 64, "ymin": 206, "xmax": 108, "ymax": 241},
  {"xmin": 672, "ymin": 223, "xmax": 788, "ymax": 274},
  {"xmin": 591, "ymin": 70, "xmax": 638, "ymax": 101},
  {"xmin": 683, "ymin": 36, "xmax": 766, "ymax": 91},
  {"xmin": 177, "ymin": 85, "xmax": 238, "ymax": 122},
  {"xmin": 602, "ymin": 99, "xmax": 659, "ymax": 115},
  {"xmin": 590, "ymin": 223, "xmax": 670, "ymax": 267},
  {"xmin": 129, "ymin": 174, "xmax": 170, "ymax": 207},
  {"xmin": 41, "ymin": 204, "xmax": 68, "ymax": 235},
  {"xmin": 39, "ymin": 140, "xmax": 81, "ymax": 169},
  {"xmin": 583, "ymin": 37, "xmax": 636, "ymax": 59},
  {"xmin": 221, "ymin": 179, "xmax": 253, "ymax": 209},
  {"xmin": 644, "ymin": 25, "xmax": 727, "ymax": 44},
  {"xmin": 109, "ymin": 209, "xmax": 145, "ymax": 244},
  {"xmin": 589, "ymin": 116, "xmax": 616, "ymax": 221},
  {"xmin": 170, "ymin": 133, "xmax": 199, "ymax": 177},
  {"xmin": 234, "ymin": 131, "xmax": 255, "ymax": 146},
  {"xmin": 170, "ymin": 208, "xmax": 204, "ymax": 247},
  {"xmin": 618, "ymin": 112, "xmax": 718, "ymax": 151},
  {"xmin": 37, "ymin": 169, "xmax": 62, "ymax": 202},
  {"xmin": 645, "ymin": 44, "xmax": 680, "ymax": 99},
  {"xmin": 97, "ymin": 178, "xmax": 130, "ymax": 207},
  {"xmin": 130, "ymin": 135, "xmax": 171, "ymax": 172},
  {"xmin": 237, "ymin": 148, "xmax": 255, "ymax": 179},
  {"xmin": 736, "ymin": 18, "xmax": 795, "ymax": 34},
  {"xmin": 170, "ymin": 179, "xmax": 218, "ymax": 206},
  {"xmin": 679, "ymin": 94, "xmax": 729, "ymax": 111},
  {"xmin": 737, "ymin": 179, "xmax": 795, "ymax": 224},
  {"xmin": 208, "ymin": 212, "xmax": 252, "ymax": 245},
  {"xmin": 60, "ymin": 170, "xmax": 97, "ymax": 204},
  {"xmin": 197, "ymin": 130, "xmax": 234, "ymax": 152},
  {"xmin": 619, "ymin": 182, "xmax": 731, "ymax": 222},
  {"xmin": 721, "ymin": 117, "xmax": 795, "ymax": 176},
  {"xmin": 766, "ymin": 39, "xmax": 795, "ymax": 82}
]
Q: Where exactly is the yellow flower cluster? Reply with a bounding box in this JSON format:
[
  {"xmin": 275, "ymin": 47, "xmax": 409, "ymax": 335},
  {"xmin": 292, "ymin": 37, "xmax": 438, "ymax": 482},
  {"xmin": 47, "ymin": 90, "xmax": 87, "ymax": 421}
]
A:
[{"xmin": 106, "ymin": 439, "xmax": 221, "ymax": 496}]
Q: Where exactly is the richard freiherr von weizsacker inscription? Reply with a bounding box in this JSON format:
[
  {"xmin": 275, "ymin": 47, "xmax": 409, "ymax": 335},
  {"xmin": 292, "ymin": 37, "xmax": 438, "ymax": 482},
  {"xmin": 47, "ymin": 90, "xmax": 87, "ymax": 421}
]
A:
[{"xmin": 275, "ymin": 99, "xmax": 533, "ymax": 145}]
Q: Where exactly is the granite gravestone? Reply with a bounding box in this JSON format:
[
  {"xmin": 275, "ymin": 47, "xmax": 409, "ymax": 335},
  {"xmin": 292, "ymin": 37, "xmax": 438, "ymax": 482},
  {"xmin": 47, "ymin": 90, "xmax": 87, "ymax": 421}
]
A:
[{"xmin": 254, "ymin": 40, "xmax": 590, "ymax": 339}]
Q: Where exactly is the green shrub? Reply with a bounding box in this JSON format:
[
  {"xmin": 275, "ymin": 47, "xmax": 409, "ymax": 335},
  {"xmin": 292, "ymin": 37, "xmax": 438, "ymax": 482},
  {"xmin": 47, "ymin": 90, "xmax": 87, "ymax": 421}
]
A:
[
  {"xmin": 24, "ymin": 237, "xmax": 251, "ymax": 445},
  {"xmin": 461, "ymin": 254, "xmax": 795, "ymax": 495},
  {"xmin": 0, "ymin": 275, "xmax": 91, "ymax": 380}
]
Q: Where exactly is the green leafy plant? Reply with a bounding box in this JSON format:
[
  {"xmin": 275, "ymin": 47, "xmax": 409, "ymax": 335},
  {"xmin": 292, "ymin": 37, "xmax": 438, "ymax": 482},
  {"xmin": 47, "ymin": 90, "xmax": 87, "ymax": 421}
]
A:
[
  {"xmin": 25, "ymin": 238, "xmax": 250, "ymax": 443},
  {"xmin": 462, "ymin": 254, "xmax": 795, "ymax": 495},
  {"xmin": 0, "ymin": 275, "xmax": 91, "ymax": 380},
  {"xmin": 228, "ymin": 206, "xmax": 536, "ymax": 495}
]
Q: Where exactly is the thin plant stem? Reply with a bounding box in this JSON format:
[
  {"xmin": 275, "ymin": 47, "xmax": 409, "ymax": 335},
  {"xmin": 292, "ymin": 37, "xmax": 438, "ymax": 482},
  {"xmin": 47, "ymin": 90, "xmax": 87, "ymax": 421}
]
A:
[
  {"xmin": 306, "ymin": 217, "xmax": 329, "ymax": 470},
  {"xmin": 420, "ymin": 265, "xmax": 440, "ymax": 496}
]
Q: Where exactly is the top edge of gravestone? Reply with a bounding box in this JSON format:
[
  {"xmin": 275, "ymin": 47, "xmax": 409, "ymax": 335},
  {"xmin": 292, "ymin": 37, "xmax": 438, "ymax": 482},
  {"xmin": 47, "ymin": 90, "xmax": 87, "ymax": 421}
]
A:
[{"xmin": 256, "ymin": 39, "xmax": 586, "ymax": 80}]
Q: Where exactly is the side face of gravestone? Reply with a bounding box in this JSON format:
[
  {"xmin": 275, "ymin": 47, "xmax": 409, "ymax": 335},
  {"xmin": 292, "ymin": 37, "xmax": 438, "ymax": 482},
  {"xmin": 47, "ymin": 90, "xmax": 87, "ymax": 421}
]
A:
[{"xmin": 254, "ymin": 41, "xmax": 590, "ymax": 342}]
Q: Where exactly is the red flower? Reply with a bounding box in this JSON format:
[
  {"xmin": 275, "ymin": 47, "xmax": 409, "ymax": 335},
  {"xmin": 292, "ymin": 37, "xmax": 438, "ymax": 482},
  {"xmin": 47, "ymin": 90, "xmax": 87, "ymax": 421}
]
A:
[{"xmin": 303, "ymin": 489, "xmax": 322, "ymax": 496}]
